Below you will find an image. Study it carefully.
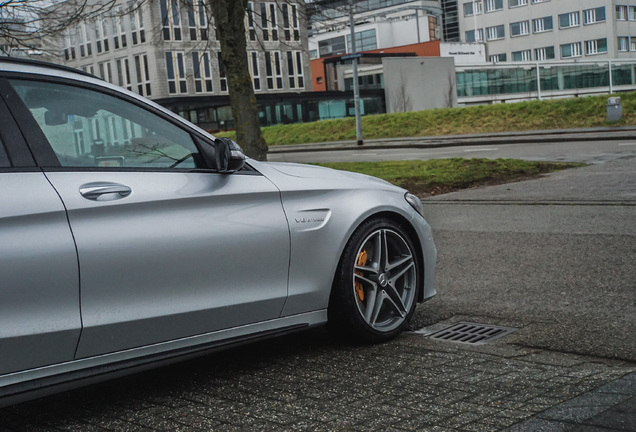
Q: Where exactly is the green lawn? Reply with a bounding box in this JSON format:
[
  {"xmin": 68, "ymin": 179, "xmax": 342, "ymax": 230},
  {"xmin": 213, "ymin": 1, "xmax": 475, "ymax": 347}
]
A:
[
  {"xmin": 216, "ymin": 91, "xmax": 636, "ymax": 146},
  {"xmin": 314, "ymin": 158, "xmax": 585, "ymax": 197}
]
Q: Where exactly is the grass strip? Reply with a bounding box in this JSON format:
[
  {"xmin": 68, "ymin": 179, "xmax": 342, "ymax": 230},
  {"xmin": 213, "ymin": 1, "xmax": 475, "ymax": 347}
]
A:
[
  {"xmin": 313, "ymin": 158, "xmax": 585, "ymax": 196},
  {"xmin": 215, "ymin": 91, "xmax": 636, "ymax": 145}
]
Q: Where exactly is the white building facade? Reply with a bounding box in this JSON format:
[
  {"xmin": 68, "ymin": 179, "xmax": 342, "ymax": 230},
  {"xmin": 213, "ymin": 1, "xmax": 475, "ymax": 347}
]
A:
[
  {"xmin": 50, "ymin": 0, "xmax": 311, "ymax": 129},
  {"xmin": 308, "ymin": 0, "xmax": 443, "ymax": 59},
  {"xmin": 459, "ymin": 0, "xmax": 636, "ymax": 62}
]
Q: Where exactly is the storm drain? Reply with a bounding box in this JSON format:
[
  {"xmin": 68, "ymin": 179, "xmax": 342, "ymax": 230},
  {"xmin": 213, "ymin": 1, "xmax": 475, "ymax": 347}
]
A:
[{"xmin": 428, "ymin": 322, "xmax": 517, "ymax": 345}]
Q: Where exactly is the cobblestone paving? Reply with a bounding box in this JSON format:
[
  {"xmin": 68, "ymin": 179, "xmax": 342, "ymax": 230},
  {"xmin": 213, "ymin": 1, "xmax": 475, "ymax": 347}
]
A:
[{"xmin": 0, "ymin": 328, "xmax": 633, "ymax": 432}]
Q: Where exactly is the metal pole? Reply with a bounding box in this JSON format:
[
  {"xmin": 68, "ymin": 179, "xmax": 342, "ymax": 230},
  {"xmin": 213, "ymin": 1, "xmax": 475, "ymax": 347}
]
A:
[
  {"xmin": 609, "ymin": 59, "xmax": 613, "ymax": 94},
  {"xmin": 416, "ymin": 10, "xmax": 421, "ymax": 43},
  {"xmin": 349, "ymin": 0, "xmax": 363, "ymax": 145},
  {"xmin": 536, "ymin": 62, "xmax": 542, "ymax": 101}
]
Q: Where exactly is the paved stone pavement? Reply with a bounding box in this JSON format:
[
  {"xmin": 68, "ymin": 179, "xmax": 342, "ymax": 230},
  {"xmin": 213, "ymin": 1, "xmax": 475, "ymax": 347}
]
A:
[
  {"xmin": 0, "ymin": 327, "xmax": 634, "ymax": 431},
  {"xmin": 2, "ymin": 131, "xmax": 635, "ymax": 431}
]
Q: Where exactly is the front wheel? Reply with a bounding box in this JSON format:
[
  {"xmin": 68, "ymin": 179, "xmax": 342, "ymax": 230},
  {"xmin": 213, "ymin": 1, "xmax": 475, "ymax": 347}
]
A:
[{"xmin": 329, "ymin": 218, "xmax": 419, "ymax": 343}]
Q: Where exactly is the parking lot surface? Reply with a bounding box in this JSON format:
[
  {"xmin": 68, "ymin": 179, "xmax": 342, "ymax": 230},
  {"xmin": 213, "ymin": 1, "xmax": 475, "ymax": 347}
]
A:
[
  {"xmin": 0, "ymin": 328, "xmax": 633, "ymax": 431},
  {"xmin": 2, "ymin": 143, "xmax": 635, "ymax": 431}
]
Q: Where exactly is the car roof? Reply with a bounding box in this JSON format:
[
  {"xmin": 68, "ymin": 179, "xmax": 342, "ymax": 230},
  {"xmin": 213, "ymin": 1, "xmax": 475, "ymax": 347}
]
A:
[
  {"xmin": 0, "ymin": 55, "xmax": 220, "ymax": 143},
  {"xmin": 0, "ymin": 56, "xmax": 96, "ymax": 79}
]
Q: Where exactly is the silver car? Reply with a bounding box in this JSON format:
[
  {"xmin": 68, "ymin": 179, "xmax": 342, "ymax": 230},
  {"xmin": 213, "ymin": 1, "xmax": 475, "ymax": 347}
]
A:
[{"xmin": 0, "ymin": 58, "xmax": 436, "ymax": 407}]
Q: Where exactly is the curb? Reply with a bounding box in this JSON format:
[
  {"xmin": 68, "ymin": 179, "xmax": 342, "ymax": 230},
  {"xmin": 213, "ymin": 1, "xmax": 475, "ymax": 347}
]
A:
[{"xmin": 268, "ymin": 126, "xmax": 636, "ymax": 153}]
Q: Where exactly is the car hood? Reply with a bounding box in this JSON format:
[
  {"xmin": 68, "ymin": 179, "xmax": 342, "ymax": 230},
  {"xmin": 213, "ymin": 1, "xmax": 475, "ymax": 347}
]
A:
[{"xmin": 259, "ymin": 161, "xmax": 396, "ymax": 189}]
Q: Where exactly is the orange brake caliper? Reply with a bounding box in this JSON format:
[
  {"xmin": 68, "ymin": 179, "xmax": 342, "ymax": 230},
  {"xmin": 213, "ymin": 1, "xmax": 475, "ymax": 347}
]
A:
[{"xmin": 354, "ymin": 250, "xmax": 368, "ymax": 302}]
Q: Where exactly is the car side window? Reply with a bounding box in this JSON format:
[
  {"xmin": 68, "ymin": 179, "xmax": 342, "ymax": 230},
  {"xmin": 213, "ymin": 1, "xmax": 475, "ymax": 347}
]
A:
[{"xmin": 9, "ymin": 79, "xmax": 201, "ymax": 169}]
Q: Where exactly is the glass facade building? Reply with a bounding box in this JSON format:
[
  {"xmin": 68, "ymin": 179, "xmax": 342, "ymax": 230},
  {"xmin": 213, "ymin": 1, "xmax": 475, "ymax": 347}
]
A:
[{"xmin": 456, "ymin": 61, "xmax": 636, "ymax": 101}]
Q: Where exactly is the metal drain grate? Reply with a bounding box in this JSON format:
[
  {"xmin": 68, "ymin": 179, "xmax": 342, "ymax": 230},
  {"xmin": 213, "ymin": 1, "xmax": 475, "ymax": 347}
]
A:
[{"xmin": 428, "ymin": 322, "xmax": 516, "ymax": 345}]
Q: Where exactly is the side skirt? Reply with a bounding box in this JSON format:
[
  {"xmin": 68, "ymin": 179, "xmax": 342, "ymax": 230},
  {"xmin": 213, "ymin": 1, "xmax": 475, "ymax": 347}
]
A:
[{"xmin": 0, "ymin": 310, "xmax": 327, "ymax": 408}]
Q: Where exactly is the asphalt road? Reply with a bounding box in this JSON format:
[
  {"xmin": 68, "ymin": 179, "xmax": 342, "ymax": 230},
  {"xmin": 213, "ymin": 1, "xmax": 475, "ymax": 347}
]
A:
[
  {"xmin": 268, "ymin": 139, "xmax": 636, "ymax": 164},
  {"xmin": 410, "ymin": 157, "xmax": 636, "ymax": 362}
]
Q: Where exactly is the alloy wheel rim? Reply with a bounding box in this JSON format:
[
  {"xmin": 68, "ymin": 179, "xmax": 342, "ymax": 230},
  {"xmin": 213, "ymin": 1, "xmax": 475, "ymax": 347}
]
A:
[{"xmin": 352, "ymin": 228, "xmax": 417, "ymax": 332}]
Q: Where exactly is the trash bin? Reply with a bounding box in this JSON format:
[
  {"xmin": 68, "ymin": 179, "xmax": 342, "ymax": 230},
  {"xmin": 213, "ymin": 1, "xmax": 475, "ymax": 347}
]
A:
[{"xmin": 607, "ymin": 97, "xmax": 623, "ymax": 122}]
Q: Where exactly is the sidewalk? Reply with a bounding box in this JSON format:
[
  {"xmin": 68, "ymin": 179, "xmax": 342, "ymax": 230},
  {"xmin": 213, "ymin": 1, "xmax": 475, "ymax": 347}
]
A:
[
  {"xmin": 508, "ymin": 371, "xmax": 636, "ymax": 431},
  {"xmin": 419, "ymin": 156, "xmax": 636, "ymax": 431},
  {"xmin": 268, "ymin": 126, "xmax": 636, "ymax": 153}
]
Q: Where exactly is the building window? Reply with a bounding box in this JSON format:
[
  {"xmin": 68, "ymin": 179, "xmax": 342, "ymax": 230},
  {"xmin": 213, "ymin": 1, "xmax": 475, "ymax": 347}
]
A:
[
  {"xmin": 584, "ymin": 7, "xmax": 605, "ymax": 24},
  {"xmin": 111, "ymin": 7, "xmax": 127, "ymax": 48},
  {"xmin": 287, "ymin": 51, "xmax": 304, "ymax": 89},
  {"xmin": 165, "ymin": 51, "xmax": 187, "ymax": 94},
  {"xmin": 117, "ymin": 6, "xmax": 127, "ymax": 47},
  {"xmin": 192, "ymin": 52, "xmax": 213, "ymax": 93},
  {"xmin": 618, "ymin": 37, "xmax": 629, "ymax": 52},
  {"xmin": 248, "ymin": 51, "xmax": 261, "ymax": 91},
  {"xmin": 585, "ymin": 38, "xmax": 607, "ymax": 55},
  {"xmin": 508, "ymin": 0, "xmax": 527, "ymax": 7},
  {"xmin": 318, "ymin": 36, "xmax": 346, "ymax": 57},
  {"xmin": 218, "ymin": 52, "xmax": 228, "ymax": 92},
  {"xmin": 94, "ymin": 18, "xmax": 103, "ymax": 53},
  {"xmin": 63, "ymin": 29, "xmax": 76, "ymax": 60},
  {"xmin": 512, "ymin": 50, "xmax": 531, "ymax": 61},
  {"xmin": 78, "ymin": 21, "xmax": 92, "ymax": 57},
  {"xmin": 160, "ymin": 0, "xmax": 182, "ymax": 41},
  {"xmin": 631, "ymin": 38, "xmax": 636, "ymax": 52},
  {"xmin": 265, "ymin": 51, "xmax": 283, "ymax": 89},
  {"xmin": 485, "ymin": 0, "xmax": 503, "ymax": 13},
  {"xmin": 535, "ymin": 46, "xmax": 555, "ymax": 60},
  {"xmin": 261, "ymin": 2, "xmax": 279, "ymax": 41},
  {"xmin": 81, "ymin": 65, "xmax": 95, "ymax": 75},
  {"xmin": 463, "ymin": 1, "xmax": 482, "ymax": 17},
  {"xmin": 93, "ymin": 16, "xmax": 110, "ymax": 53},
  {"xmin": 134, "ymin": 54, "xmax": 151, "ymax": 96},
  {"xmin": 347, "ymin": 29, "xmax": 377, "ymax": 52},
  {"xmin": 630, "ymin": 6, "xmax": 636, "ymax": 21},
  {"xmin": 489, "ymin": 53, "xmax": 506, "ymax": 63},
  {"xmin": 465, "ymin": 28, "xmax": 484, "ymax": 42},
  {"xmin": 101, "ymin": 15, "xmax": 110, "ymax": 52},
  {"xmin": 617, "ymin": 5, "xmax": 628, "ymax": 20},
  {"xmin": 533, "ymin": 16, "xmax": 553, "ymax": 33},
  {"xmin": 129, "ymin": 1, "xmax": 146, "ymax": 44},
  {"xmin": 116, "ymin": 58, "xmax": 133, "ymax": 91},
  {"xmin": 282, "ymin": 3, "xmax": 300, "ymax": 41},
  {"xmin": 559, "ymin": 12, "xmax": 580, "ymax": 28},
  {"xmin": 486, "ymin": 25, "xmax": 504, "ymax": 41},
  {"xmin": 98, "ymin": 61, "xmax": 113, "ymax": 83},
  {"xmin": 561, "ymin": 42, "xmax": 581, "ymax": 58},
  {"xmin": 187, "ymin": 0, "xmax": 208, "ymax": 41},
  {"xmin": 246, "ymin": 2, "xmax": 256, "ymax": 41},
  {"xmin": 510, "ymin": 20, "xmax": 530, "ymax": 36}
]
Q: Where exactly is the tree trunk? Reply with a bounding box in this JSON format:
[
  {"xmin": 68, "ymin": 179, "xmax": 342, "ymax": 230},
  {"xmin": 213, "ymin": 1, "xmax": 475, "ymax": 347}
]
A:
[{"xmin": 209, "ymin": 0, "xmax": 268, "ymax": 160}]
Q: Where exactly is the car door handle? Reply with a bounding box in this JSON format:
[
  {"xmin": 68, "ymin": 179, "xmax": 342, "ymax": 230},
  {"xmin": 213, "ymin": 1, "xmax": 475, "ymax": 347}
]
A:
[{"xmin": 79, "ymin": 182, "xmax": 132, "ymax": 201}]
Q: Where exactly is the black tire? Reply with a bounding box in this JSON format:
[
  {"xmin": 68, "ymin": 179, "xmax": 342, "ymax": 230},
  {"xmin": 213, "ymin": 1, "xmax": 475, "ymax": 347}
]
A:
[{"xmin": 328, "ymin": 218, "xmax": 419, "ymax": 343}]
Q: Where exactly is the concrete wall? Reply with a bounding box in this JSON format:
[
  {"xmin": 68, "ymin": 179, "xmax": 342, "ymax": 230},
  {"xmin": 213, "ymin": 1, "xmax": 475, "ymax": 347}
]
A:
[{"xmin": 383, "ymin": 57, "xmax": 457, "ymax": 112}]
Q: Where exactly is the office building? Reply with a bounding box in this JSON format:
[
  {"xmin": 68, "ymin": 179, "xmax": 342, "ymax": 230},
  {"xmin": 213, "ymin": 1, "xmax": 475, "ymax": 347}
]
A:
[
  {"xmin": 458, "ymin": 0, "xmax": 636, "ymax": 62},
  {"xmin": 47, "ymin": 0, "xmax": 311, "ymax": 130}
]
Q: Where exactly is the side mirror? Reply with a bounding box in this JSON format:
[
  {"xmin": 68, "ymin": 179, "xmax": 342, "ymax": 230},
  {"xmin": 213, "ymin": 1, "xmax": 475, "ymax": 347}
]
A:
[{"xmin": 212, "ymin": 137, "xmax": 246, "ymax": 173}]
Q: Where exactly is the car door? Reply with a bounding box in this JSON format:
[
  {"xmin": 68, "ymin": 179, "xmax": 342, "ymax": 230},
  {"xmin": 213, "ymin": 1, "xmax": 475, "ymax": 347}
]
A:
[
  {"xmin": 0, "ymin": 92, "xmax": 81, "ymax": 375},
  {"xmin": 5, "ymin": 77, "xmax": 291, "ymax": 359}
]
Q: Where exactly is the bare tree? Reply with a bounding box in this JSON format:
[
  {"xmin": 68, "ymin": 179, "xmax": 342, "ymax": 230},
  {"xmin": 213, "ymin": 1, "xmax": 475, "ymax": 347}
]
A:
[
  {"xmin": 390, "ymin": 70, "xmax": 412, "ymax": 113},
  {"xmin": 0, "ymin": 0, "xmax": 116, "ymax": 56},
  {"xmin": 1, "ymin": 0, "xmax": 305, "ymax": 161},
  {"xmin": 444, "ymin": 71, "xmax": 456, "ymax": 108},
  {"xmin": 208, "ymin": 0, "xmax": 268, "ymax": 160}
]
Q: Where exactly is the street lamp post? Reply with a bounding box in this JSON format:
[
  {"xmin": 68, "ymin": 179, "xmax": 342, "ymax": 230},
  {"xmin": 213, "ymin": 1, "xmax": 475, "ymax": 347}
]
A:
[{"xmin": 348, "ymin": 0, "xmax": 363, "ymax": 145}]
